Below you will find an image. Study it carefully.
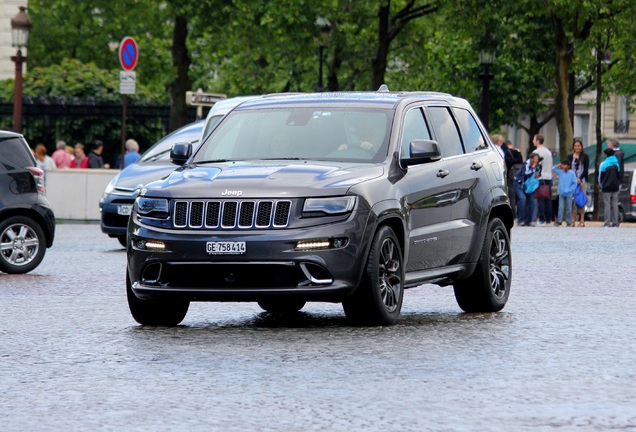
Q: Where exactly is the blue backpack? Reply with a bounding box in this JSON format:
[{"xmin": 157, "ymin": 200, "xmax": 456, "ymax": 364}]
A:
[
  {"xmin": 574, "ymin": 185, "xmax": 587, "ymax": 208},
  {"xmin": 523, "ymin": 176, "xmax": 539, "ymax": 195}
]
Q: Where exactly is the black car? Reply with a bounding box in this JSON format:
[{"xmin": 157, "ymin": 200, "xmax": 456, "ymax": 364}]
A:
[
  {"xmin": 126, "ymin": 90, "xmax": 513, "ymax": 326},
  {"xmin": 0, "ymin": 131, "xmax": 55, "ymax": 274},
  {"xmin": 100, "ymin": 121, "xmax": 203, "ymax": 246}
]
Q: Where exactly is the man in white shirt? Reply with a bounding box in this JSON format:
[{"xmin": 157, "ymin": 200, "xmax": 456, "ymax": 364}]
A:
[{"xmin": 532, "ymin": 134, "xmax": 554, "ymax": 225}]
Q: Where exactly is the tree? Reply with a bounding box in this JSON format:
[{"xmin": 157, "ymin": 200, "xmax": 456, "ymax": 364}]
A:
[{"xmin": 371, "ymin": 1, "xmax": 437, "ymax": 90}]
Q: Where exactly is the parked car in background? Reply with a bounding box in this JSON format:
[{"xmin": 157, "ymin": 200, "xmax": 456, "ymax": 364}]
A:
[
  {"xmin": 0, "ymin": 131, "xmax": 56, "ymax": 274},
  {"xmin": 101, "ymin": 96, "xmax": 262, "ymax": 247},
  {"xmin": 126, "ymin": 89, "xmax": 513, "ymax": 327},
  {"xmin": 100, "ymin": 121, "xmax": 204, "ymax": 247}
]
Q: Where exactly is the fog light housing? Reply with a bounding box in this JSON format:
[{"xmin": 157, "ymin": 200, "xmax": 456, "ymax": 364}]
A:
[
  {"xmin": 134, "ymin": 239, "xmax": 166, "ymax": 250},
  {"xmin": 295, "ymin": 238, "xmax": 347, "ymax": 251}
]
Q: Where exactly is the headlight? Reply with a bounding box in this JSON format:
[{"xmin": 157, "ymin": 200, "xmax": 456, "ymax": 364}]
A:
[
  {"xmin": 136, "ymin": 197, "xmax": 169, "ymax": 217},
  {"xmin": 303, "ymin": 196, "xmax": 356, "ymax": 215},
  {"xmin": 103, "ymin": 176, "xmax": 118, "ymax": 195}
]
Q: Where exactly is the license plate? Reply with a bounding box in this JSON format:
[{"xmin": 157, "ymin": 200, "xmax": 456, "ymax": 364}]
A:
[
  {"xmin": 206, "ymin": 241, "xmax": 246, "ymax": 255},
  {"xmin": 117, "ymin": 205, "xmax": 133, "ymax": 216}
]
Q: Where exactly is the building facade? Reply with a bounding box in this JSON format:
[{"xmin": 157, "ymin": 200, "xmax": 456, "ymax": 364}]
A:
[{"xmin": 505, "ymin": 92, "xmax": 635, "ymax": 160}]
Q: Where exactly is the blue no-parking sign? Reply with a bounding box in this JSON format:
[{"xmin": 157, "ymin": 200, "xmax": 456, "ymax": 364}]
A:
[{"xmin": 119, "ymin": 36, "xmax": 138, "ymax": 71}]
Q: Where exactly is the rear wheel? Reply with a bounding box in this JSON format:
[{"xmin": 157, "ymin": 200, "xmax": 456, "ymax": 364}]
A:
[
  {"xmin": 343, "ymin": 226, "xmax": 404, "ymax": 326},
  {"xmin": 453, "ymin": 218, "xmax": 511, "ymax": 312},
  {"xmin": 126, "ymin": 272, "xmax": 189, "ymax": 326},
  {"xmin": 0, "ymin": 216, "xmax": 47, "ymax": 274},
  {"xmin": 257, "ymin": 299, "xmax": 306, "ymax": 313}
]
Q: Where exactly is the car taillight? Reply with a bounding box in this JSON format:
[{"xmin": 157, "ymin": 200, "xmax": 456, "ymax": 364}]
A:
[
  {"xmin": 27, "ymin": 166, "xmax": 46, "ymax": 194},
  {"xmin": 631, "ymin": 194, "xmax": 636, "ymax": 204}
]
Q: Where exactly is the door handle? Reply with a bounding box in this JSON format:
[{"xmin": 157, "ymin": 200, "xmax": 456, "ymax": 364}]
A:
[
  {"xmin": 437, "ymin": 170, "xmax": 450, "ymax": 178},
  {"xmin": 470, "ymin": 162, "xmax": 483, "ymax": 171}
]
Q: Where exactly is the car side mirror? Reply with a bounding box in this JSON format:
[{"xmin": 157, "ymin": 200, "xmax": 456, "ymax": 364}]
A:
[
  {"xmin": 170, "ymin": 142, "xmax": 192, "ymax": 165},
  {"xmin": 401, "ymin": 139, "xmax": 441, "ymax": 167}
]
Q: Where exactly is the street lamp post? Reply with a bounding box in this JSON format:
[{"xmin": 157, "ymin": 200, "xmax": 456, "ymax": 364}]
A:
[
  {"xmin": 479, "ymin": 48, "xmax": 494, "ymax": 131},
  {"xmin": 10, "ymin": 6, "xmax": 32, "ymax": 134},
  {"xmin": 315, "ymin": 16, "xmax": 331, "ymax": 92}
]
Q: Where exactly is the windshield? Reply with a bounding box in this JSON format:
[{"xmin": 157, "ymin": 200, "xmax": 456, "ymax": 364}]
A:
[{"xmin": 192, "ymin": 107, "xmax": 392, "ymax": 164}]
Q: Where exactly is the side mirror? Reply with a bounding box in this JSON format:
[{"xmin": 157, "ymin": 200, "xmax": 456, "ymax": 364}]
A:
[
  {"xmin": 170, "ymin": 142, "xmax": 192, "ymax": 165},
  {"xmin": 401, "ymin": 139, "xmax": 441, "ymax": 167}
]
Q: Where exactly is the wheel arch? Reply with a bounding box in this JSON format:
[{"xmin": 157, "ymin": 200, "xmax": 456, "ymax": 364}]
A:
[{"xmin": 0, "ymin": 207, "xmax": 54, "ymax": 248}]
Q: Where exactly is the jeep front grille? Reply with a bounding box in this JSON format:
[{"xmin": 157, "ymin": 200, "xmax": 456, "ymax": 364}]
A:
[{"xmin": 173, "ymin": 200, "xmax": 292, "ymax": 229}]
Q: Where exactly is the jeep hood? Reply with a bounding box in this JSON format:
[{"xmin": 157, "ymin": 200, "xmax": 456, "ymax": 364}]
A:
[{"xmin": 142, "ymin": 161, "xmax": 384, "ymax": 198}]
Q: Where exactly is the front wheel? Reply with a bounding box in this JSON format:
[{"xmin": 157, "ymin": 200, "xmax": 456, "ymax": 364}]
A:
[
  {"xmin": 343, "ymin": 226, "xmax": 404, "ymax": 326},
  {"xmin": 126, "ymin": 272, "xmax": 189, "ymax": 326},
  {"xmin": 453, "ymin": 218, "xmax": 511, "ymax": 312},
  {"xmin": 0, "ymin": 216, "xmax": 47, "ymax": 274}
]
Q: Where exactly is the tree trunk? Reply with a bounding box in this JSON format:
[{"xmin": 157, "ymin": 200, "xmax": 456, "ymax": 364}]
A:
[
  {"xmin": 371, "ymin": 2, "xmax": 391, "ymax": 90},
  {"xmin": 167, "ymin": 15, "xmax": 192, "ymax": 132},
  {"xmin": 593, "ymin": 41, "xmax": 604, "ymax": 221},
  {"xmin": 553, "ymin": 19, "xmax": 574, "ymax": 160}
]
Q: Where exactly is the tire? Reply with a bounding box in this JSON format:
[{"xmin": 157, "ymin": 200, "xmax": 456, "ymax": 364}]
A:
[
  {"xmin": 453, "ymin": 218, "xmax": 511, "ymax": 312},
  {"xmin": 0, "ymin": 216, "xmax": 47, "ymax": 274},
  {"xmin": 117, "ymin": 235, "xmax": 127, "ymax": 248},
  {"xmin": 126, "ymin": 272, "xmax": 189, "ymax": 326},
  {"xmin": 343, "ymin": 226, "xmax": 404, "ymax": 326},
  {"xmin": 257, "ymin": 299, "xmax": 306, "ymax": 313}
]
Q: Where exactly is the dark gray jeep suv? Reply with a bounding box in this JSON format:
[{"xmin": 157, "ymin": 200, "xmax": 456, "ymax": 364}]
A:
[{"xmin": 126, "ymin": 90, "xmax": 513, "ymax": 326}]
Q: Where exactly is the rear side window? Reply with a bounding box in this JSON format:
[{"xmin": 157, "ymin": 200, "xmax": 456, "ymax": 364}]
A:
[
  {"xmin": 0, "ymin": 137, "xmax": 35, "ymax": 172},
  {"xmin": 425, "ymin": 106, "xmax": 463, "ymax": 158},
  {"xmin": 452, "ymin": 107, "xmax": 487, "ymax": 153}
]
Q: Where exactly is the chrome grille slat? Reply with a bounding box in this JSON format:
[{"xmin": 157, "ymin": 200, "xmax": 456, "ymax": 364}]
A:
[{"xmin": 173, "ymin": 199, "xmax": 291, "ymax": 229}]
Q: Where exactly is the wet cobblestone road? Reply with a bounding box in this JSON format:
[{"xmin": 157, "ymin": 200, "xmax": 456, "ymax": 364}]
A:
[{"xmin": 1, "ymin": 223, "xmax": 635, "ymax": 431}]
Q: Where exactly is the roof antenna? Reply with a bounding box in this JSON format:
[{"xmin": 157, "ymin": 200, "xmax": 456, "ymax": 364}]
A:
[{"xmin": 377, "ymin": 84, "xmax": 389, "ymax": 92}]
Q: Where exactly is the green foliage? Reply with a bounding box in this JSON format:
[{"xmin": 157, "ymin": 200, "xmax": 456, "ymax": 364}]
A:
[{"xmin": 0, "ymin": 59, "xmax": 160, "ymax": 104}]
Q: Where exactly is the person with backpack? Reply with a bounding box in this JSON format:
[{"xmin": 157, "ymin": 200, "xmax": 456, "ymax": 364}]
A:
[
  {"xmin": 552, "ymin": 159, "xmax": 578, "ymax": 227},
  {"xmin": 514, "ymin": 152, "xmax": 541, "ymax": 226},
  {"xmin": 598, "ymin": 147, "xmax": 621, "ymax": 227},
  {"xmin": 567, "ymin": 138, "xmax": 589, "ymax": 227}
]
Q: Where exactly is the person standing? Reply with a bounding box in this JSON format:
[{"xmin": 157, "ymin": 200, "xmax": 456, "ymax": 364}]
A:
[
  {"xmin": 552, "ymin": 160, "xmax": 578, "ymax": 227},
  {"xmin": 567, "ymin": 138, "xmax": 589, "ymax": 227},
  {"xmin": 514, "ymin": 152, "xmax": 541, "ymax": 226},
  {"xmin": 71, "ymin": 143, "xmax": 89, "ymax": 168},
  {"xmin": 121, "ymin": 139, "xmax": 141, "ymax": 168},
  {"xmin": 607, "ymin": 138, "xmax": 624, "ymax": 182},
  {"xmin": 598, "ymin": 148, "xmax": 621, "ymax": 227},
  {"xmin": 88, "ymin": 140, "xmax": 109, "ymax": 169},
  {"xmin": 51, "ymin": 140, "xmax": 73, "ymax": 169},
  {"xmin": 532, "ymin": 134, "xmax": 553, "ymax": 225},
  {"xmin": 503, "ymin": 139, "xmax": 523, "ymax": 219}
]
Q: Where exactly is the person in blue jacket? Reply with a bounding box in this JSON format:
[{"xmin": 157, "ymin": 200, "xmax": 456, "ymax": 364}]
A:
[
  {"xmin": 598, "ymin": 147, "xmax": 621, "ymax": 227},
  {"xmin": 514, "ymin": 152, "xmax": 541, "ymax": 226},
  {"xmin": 552, "ymin": 159, "xmax": 578, "ymax": 226}
]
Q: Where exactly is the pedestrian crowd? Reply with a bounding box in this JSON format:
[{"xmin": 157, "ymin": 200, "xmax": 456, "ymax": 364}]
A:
[
  {"xmin": 493, "ymin": 133, "xmax": 625, "ymax": 228},
  {"xmin": 32, "ymin": 138, "xmax": 143, "ymax": 173}
]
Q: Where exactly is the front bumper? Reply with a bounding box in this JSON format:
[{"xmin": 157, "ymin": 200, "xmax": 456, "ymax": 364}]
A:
[
  {"xmin": 126, "ymin": 214, "xmax": 373, "ymax": 302},
  {"xmin": 100, "ymin": 194, "xmax": 135, "ymax": 237}
]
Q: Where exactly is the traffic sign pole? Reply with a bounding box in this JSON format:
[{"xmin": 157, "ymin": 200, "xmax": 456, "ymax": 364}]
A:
[{"xmin": 118, "ymin": 36, "xmax": 138, "ymax": 169}]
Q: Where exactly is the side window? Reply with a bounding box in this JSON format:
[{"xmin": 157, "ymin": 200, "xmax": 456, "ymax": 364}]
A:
[
  {"xmin": 452, "ymin": 107, "xmax": 487, "ymax": 153},
  {"xmin": 425, "ymin": 106, "xmax": 463, "ymax": 158},
  {"xmin": 400, "ymin": 107, "xmax": 431, "ymax": 157},
  {"xmin": 0, "ymin": 137, "xmax": 34, "ymax": 172}
]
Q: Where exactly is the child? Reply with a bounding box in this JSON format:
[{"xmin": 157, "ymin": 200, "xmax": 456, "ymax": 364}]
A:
[{"xmin": 552, "ymin": 159, "xmax": 578, "ymax": 226}]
